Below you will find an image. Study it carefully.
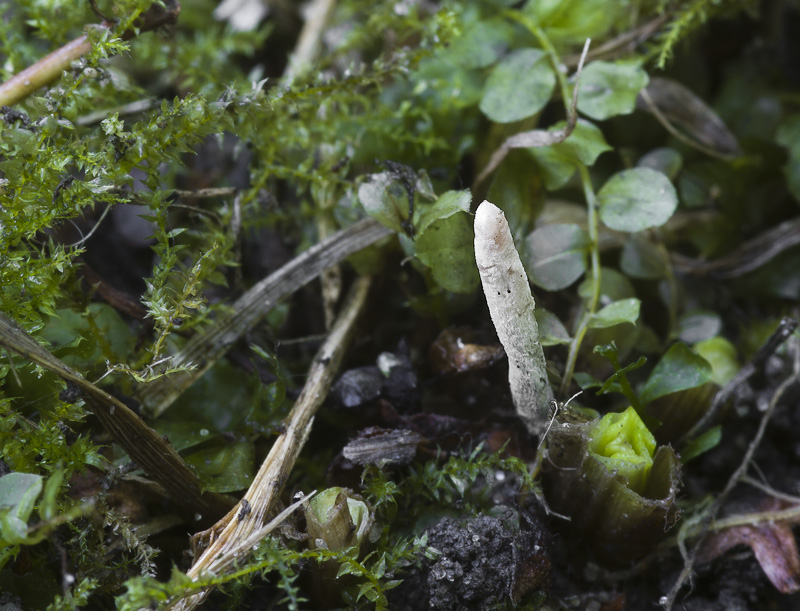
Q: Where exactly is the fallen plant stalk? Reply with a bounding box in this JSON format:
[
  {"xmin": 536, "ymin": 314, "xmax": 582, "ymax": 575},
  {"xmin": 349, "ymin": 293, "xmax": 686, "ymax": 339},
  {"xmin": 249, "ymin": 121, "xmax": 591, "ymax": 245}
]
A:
[
  {"xmin": 138, "ymin": 218, "xmax": 391, "ymax": 415},
  {"xmin": 170, "ymin": 276, "xmax": 373, "ymax": 611},
  {"xmin": 0, "ymin": 1, "xmax": 180, "ymax": 107},
  {"xmin": 0, "ymin": 313, "xmax": 234, "ymax": 523}
]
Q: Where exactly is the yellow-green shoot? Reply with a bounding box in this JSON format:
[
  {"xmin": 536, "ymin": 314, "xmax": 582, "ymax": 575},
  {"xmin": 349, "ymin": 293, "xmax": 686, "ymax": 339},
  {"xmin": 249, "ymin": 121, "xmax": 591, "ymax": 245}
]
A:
[{"xmin": 587, "ymin": 406, "xmax": 656, "ymax": 495}]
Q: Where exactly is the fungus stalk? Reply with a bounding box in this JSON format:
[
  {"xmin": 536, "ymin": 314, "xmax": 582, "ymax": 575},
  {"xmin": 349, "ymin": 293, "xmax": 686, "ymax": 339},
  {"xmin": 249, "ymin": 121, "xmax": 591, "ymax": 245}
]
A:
[{"xmin": 474, "ymin": 200, "xmax": 554, "ymax": 436}]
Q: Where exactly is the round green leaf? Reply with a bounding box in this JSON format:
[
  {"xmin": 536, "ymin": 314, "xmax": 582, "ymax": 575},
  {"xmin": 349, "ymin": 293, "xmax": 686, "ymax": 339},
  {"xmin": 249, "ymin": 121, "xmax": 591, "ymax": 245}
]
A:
[
  {"xmin": 358, "ymin": 172, "xmax": 409, "ymax": 232},
  {"xmin": 535, "ymin": 307, "xmax": 571, "ymax": 346},
  {"xmin": 448, "ymin": 17, "xmax": 515, "ymax": 69},
  {"xmin": 524, "ymin": 223, "xmax": 590, "ymax": 291},
  {"xmin": 480, "ymin": 48, "xmax": 556, "ymax": 123},
  {"xmin": 677, "ymin": 311, "xmax": 722, "ymax": 344},
  {"xmin": 576, "ymin": 61, "xmax": 649, "ymax": 120},
  {"xmin": 637, "ymin": 147, "xmax": 683, "ymax": 180},
  {"xmin": 640, "ymin": 342, "xmax": 712, "ymax": 405},
  {"xmin": 693, "ymin": 336, "xmax": 739, "ymax": 386},
  {"xmin": 588, "ymin": 298, "xmax": 641, "ymax": 329},
  {"xmin": 578, "ymin": 267, "xmax": 635, "ymax": 301},
  {"xmin": 0, "ymin": 473, "xmax": 42, "ymax": 521},
  {"xmin": 415, "ymin": 212, "xmax": 479, "ymax": 294},
  {"xmin": 415, "ymin": 189, "xmax": 471, "ymax": 235},
  {"xmin": 598, "ymin": 168, "xmax": 678, "ymax": 232},
  {"xmin": 528, "ymin": 119, "xmax": 612, "ymax": 189},
  {"xmin": 620, "ymin": 234, "xmax": 668, "ymax": 279},
  {"xmin": 185, "ymin": 440, "xmax": 255, "ymax": 493}
]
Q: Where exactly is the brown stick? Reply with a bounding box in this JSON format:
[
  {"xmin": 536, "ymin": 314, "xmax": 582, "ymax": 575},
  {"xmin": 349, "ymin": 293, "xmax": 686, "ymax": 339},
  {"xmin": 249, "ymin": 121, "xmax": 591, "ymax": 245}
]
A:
[
  {"xmin": 0, "ymin": 313, "xmax": 234, "ymax": 524},
  {"xmin": 0, "ymin": 36, "xmax": 92, "ymax": 107},
  {"xmin": 0, "ymin": 1, "xmax": 180, "ymax": 107},
  {"xmin": 137, "ymin": 218, "xmax": 391, "ymax": 416},
  {"xmin": 169, "ymin": 276, "xmax": 373, "ymax": 610}
]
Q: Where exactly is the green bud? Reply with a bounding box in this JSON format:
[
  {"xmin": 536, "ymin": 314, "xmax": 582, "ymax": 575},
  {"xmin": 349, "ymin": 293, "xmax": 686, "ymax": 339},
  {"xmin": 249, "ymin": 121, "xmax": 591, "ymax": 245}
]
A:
[
  {"xmin": 543, "ymin": 412, "xmax": 681, "ymax": 565},
  {"xmin": 587, "ymin": 407, "xmax": 655, "ymax": 495},
  {"xmin": 305, "ymin": 487, "xmax": 372, "ymax": 555}
]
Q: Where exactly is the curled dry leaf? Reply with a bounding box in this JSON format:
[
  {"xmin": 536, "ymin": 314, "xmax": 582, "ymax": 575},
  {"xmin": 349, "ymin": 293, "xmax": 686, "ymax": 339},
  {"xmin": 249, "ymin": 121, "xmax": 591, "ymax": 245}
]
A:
[
  {"xmin": 637, "ymin": 77, "xmax": 740, "ymax": 157},
  {"xmin": 696, "ymin": 497, "xmax": 800, "ymax": 594},
  {"xmin": 428, "ymin": 326, "xmax": 505, "ymax": 375}
]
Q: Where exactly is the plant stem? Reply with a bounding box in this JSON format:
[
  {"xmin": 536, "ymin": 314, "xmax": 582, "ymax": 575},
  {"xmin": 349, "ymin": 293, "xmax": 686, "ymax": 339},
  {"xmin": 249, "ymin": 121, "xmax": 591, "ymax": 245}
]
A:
[
  {"xmin": 0, "ymin": 36, "xmax": 91, "ymax": 107},
  {"xmin": 171, "ymin": 276, "xmax": 373, "ymax": 611},
  {"xmin": 512, "ymin": 10, "xmax": 571, "ymax": 106},
  {"xmin": 560, "ymin": 164, "xmax": 601, "ymax": 394}
]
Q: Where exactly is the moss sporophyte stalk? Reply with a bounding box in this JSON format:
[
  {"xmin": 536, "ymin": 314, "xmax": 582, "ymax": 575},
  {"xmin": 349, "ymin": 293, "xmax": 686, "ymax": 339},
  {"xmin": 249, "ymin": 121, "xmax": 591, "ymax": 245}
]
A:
[{"xmin": 587, "ymin": 407, "xmax": 656, "ymax": 496}]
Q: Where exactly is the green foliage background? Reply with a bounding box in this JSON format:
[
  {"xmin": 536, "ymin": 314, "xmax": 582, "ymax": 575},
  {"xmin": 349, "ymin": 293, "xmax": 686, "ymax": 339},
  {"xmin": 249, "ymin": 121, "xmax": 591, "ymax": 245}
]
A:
[{"xmin": 1, "ymin": 0, "xmax": 798, "ymax": 608}]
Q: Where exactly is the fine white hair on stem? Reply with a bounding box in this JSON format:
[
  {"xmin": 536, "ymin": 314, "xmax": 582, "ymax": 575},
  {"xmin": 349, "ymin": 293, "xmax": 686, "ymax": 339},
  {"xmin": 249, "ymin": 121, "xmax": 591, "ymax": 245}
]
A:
[{"xmin": 474, "ymin": 200, "xmax": 554, "ymax": 436}]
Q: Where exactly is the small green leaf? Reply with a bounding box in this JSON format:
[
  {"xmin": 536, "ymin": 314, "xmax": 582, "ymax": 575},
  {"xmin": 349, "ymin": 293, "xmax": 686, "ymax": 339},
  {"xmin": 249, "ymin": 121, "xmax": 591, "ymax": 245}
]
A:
[
  {"xmin": 184, "ymin": 440, "xmax": 254, "ymax": 493},
  {"xmin": 598, "ymin": 168, "xmax": 678, "ymax": 232},
  {"xmin": 415, "ymin": 211, "xmax": 479, "ymax": 294},
  {"xmin": 39, "ymin": 469, "xmax": 64, "ymax": 522},
  {"xmin": 680, "ymin": 425, "xmax": 722, "ymax": 463},
  {"xmin": 524, "ymin": 223, "xmax": 590, "ymax": 290},
  {"xmin": 528, "ymin": 120, "xmax": 612, "ymax": 189},
  {"xmin": 153, "ymin": 420, "xmax": 220, "ymax": 452},
  {"xmin": 574, "ymin": 371, "xmax": 603, "ymax": 389},
  {"xmin": 637, "ymin": 147, "xmax": 683, "ymax": 180},
  {"xmin": 597, "ymin": 356, "xmax": 647, "ymax": 395},
  {"xmin": 523, "ymin": 0, "xmax": 620, "ymax": 46},
  {"xmin": 579, "ymin": 267, "xmax": 636, "ymax": 301},
  {"xmin": 620, "ymin": 234, "xmax": 668, "ymax": 279},
  {"xmin": 480, "ymin": 48, "xmax": 556, "ymax": 123},
  {"xmin": 677, "ymin": 311, "xmax": 723, "ymax": 344},
  {"xmin": 0, "ymin": 473, "xmax": 42, "ymax": 521},
  {"xmin": 448, "ymin": 17, "xmax": 515, "ymax": 69},
  {"xmin": 693, "ymin": 337, "xmax": 739, "ymax": 386},
  {"xmin": 358, "ymin": 172, "xmax": 409, "ymax": 232},
  {"xmin": 0, "ymin": 473, "xmax": 42, "ymax": 545},
  {"xmin": 641, "ymin": 343, "xmax": 713, "ymax": 405},
  {"xmin": 576, "ymin": 61, "xmax": 649, "ymax": 120},
  {"xmin": 536, "ymin": 307, "xmax": 571, "ymax": 346},
  {"xmin": 415, "ymin": 189, "xmax": 471, "ymax": 236},
  {"xmin": 588, "ymin": 298, "xmax": 641, "ymax": 329}
]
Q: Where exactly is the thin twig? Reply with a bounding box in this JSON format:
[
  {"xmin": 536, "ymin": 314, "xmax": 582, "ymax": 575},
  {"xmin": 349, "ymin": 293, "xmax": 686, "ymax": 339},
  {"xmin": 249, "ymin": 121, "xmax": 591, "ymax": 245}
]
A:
[
  {"xmin": 474, "ymin": 38, "xmax": 591, "ymax": 188},
  {"xmin": 137, "ymin": 218, "xmax": 391, "ymax": 416},
  {"xmin": 661, "ymin": 334, "xmax": 800, "ymax": 610},
  {"xmin": 679, "ymin": 316, "xmax": 798, "ymax": 446},
  {"xmin": 64, "ymin": 203, "xmax": 113, "ymax": 249},
  {"xmin": 0, "ymin": 313, "xmax": 234, "ymax": 523},
  {"xmin": 562, "ymin": 14, "xmax": 670, "ymax": 67},
  {"xmin": 171, "ymin": 187, "xmax": 238, "ymax": 199},
  {"xmin": 284, "ymin": 0, "xmax": 337, "ymax": 81},
  {"xmin": 741, "ymin": 475, "xmax": 800, "ymax": 506},
  {"xmin": 169, "ymin": 276, "xmax": 373, "ymax": 611},
  {"xmin": 0, "ymin": 1, "xmax": 180, "ymax": 107},
  {"xmin": 0, "ymin": 36, "xmax": 92, "ymax": 107}
]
